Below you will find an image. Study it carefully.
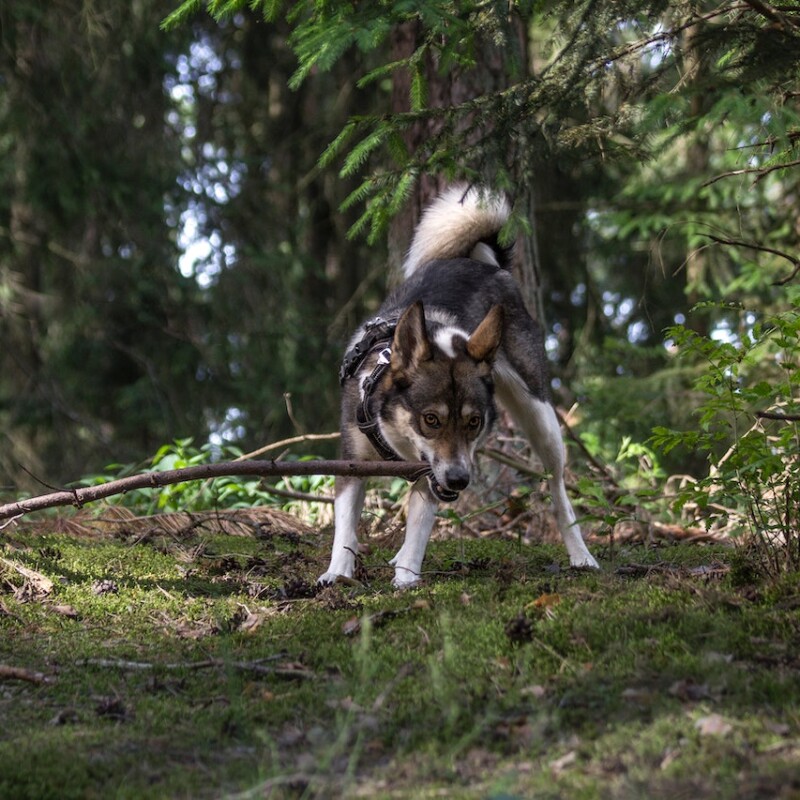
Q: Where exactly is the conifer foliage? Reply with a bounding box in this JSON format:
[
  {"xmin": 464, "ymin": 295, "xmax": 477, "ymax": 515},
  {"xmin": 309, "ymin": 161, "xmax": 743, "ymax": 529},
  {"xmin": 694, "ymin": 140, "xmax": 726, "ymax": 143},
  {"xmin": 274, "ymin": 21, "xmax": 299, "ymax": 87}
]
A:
[{"xmin": 0, "ymin": 0, "xmax": 798, "ymax": 519}]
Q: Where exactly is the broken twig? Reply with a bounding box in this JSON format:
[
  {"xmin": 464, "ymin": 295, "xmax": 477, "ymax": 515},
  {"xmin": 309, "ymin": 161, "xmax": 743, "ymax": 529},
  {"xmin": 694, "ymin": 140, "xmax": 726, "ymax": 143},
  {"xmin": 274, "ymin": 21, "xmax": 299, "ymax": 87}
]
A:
[
  {"xmin": 78, "ymin": 657, "xmax": 315, "ymax": 680},
  {"xmin": 0, "ymin": 664, "xmax": 54, "ymax": 684}
]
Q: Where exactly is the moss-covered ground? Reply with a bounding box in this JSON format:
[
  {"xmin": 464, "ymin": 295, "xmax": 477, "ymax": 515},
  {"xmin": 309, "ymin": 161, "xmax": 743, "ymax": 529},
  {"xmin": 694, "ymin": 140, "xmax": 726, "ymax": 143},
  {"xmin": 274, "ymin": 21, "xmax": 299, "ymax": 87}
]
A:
[{"xmin": 1, "ymin": 518, "xmax": 799, "ymax": 799}]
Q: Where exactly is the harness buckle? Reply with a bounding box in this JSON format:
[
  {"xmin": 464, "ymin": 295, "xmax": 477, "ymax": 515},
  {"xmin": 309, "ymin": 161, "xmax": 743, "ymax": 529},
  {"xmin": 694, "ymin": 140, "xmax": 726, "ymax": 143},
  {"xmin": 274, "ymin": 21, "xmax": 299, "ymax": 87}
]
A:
[
  {"xmin": 339, "ymin": 316, "xmax": 398, "ymax": 386},
  {"xmin": 376, "ymin": 347, "xmax": 391, "ymax": 366}
]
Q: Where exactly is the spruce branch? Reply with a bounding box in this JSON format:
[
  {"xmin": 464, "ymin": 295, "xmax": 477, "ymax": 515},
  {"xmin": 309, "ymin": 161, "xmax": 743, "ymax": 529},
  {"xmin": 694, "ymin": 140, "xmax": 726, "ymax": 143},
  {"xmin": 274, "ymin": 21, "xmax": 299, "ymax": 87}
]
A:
[
  {"xmin": 740, "ymin": 0, "xmax": 800, "ymax": 31},
  {"xmin": 756, "ymin": 410, "xmax": 800, "ymax": 422}
]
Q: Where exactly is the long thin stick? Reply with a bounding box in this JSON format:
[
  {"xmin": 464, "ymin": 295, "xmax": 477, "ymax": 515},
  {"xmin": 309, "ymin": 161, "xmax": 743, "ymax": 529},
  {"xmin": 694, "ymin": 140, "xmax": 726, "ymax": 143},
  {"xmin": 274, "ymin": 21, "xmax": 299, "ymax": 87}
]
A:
[
  {"xmin": 0, "ymin": 460, "xmax": 430, "ymax": 523},
  {"xmin": 0, "ymin": 664, "xmax": 54, "ymax": 684},
  {"xmin": 232, "ymin": 432, "xmax": 340, "ymax": 462}
]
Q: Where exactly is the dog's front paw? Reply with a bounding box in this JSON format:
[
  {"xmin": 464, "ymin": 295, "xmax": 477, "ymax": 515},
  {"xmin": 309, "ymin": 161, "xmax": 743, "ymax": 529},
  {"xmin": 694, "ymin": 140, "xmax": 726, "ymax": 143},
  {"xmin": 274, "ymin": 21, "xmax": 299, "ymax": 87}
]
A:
[
  {"xmin": 391, "ymin": 566, "xmax": 422, "ymax": 590},
  {"xmin": 392, "ymin": 577, "xmax": 421, "ymax": 590},
  {"xmin": 570, "ymin": 553, "xmax": 600, "ymax": 570},
  {"xmin": 317, "ymin": 570, "xmax": 365, "ymax": 587},
  {"xmin": 317, "ymin": 571, "xmax": 345, "ymax": 586}
]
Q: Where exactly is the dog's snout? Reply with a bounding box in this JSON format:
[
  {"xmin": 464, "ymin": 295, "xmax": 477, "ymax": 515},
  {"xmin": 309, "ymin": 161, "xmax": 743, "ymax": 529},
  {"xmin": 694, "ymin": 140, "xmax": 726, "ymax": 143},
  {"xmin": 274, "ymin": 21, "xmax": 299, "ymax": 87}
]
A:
[{"xmin": 444, "ymin": 466, "xmax": 470, "ymax": 491}]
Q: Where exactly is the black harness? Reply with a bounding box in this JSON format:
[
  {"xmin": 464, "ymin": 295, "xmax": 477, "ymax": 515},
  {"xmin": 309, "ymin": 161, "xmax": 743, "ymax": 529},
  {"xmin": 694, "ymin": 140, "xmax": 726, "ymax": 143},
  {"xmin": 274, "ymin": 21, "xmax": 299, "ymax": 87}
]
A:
[
  {"xmin": 339, "ymin": 316, "xmax": 459, "ymax": 503},
  {"xmin": 339, "ymin": 316, "xmax": 398, "ymax": 387}
]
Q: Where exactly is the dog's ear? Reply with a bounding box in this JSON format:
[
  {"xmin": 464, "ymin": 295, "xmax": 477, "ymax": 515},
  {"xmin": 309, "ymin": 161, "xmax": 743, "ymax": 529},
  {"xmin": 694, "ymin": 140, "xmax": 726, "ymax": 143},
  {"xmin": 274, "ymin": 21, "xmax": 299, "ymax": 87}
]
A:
[
  {"xmin": 467, "ymin": 305, "xmax": 504, "ymax": 364},
  {"xmin": 391, "ymin": 301, "xmax": 431, "ymax": 380}
]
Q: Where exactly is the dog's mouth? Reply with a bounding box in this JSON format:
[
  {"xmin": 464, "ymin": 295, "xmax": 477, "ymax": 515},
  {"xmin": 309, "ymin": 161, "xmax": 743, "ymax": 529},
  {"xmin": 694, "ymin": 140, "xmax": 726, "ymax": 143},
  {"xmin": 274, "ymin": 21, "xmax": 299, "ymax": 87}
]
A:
[
  {"xmin": 427, "ymin": 475, "xmax": 459, "ymax": 503},
  {"xmin": 420, "ymin": 456, "xmax": 461, "ymax": 503}
]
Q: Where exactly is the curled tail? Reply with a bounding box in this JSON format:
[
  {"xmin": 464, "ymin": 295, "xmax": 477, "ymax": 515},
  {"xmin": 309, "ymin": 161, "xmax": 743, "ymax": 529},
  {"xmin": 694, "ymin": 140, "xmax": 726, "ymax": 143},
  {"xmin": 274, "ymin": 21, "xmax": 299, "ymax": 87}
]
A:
[{"xmin": 402, "ymin": 185, "xmax": 512, "ymax": 278}]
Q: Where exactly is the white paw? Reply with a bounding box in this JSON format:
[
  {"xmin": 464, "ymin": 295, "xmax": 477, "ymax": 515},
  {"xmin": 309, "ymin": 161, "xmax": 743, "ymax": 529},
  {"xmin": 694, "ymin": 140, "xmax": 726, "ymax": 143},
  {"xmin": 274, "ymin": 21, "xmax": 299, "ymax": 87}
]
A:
[
  {"xmin": 391, "ymin": 563, "xmax": 422, "ymax": 589},
  {"xmin": 317, "ymin": 571, "xmax": 345, "ymax": 586},
  {"xmin": 570, "ymin": 552, "xmax": 600, "ymax": 570},
  {"xmin": 392, "ymin": 575, "xmax": 421, "ymax": 590}
]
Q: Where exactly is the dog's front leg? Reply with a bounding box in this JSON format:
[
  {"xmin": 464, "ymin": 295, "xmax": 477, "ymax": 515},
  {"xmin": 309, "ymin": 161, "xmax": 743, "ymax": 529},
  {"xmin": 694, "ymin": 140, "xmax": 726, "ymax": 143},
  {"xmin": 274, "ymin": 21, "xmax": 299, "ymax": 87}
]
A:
[
  {"xmin": 389, "ymin": 479, "xmax": 438, "ymax": 589},
  {"xmin": 317, "ymin": 476, "xmax": 367, "ymax": 584}
]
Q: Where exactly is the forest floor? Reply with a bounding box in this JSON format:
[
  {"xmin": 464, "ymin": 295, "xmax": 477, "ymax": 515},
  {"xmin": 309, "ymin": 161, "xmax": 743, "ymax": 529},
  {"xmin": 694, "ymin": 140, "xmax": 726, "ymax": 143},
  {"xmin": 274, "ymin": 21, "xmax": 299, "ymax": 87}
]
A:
[{"xmin": 1, "ymin": 506, "xmax": 799, "ymax": 799}]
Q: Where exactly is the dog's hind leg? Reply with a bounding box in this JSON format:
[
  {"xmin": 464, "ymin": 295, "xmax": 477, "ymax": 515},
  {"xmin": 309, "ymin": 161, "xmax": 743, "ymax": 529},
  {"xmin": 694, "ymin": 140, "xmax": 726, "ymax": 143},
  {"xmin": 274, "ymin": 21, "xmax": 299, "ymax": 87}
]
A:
[
  {"xmin": 318, "ymin": 476, "xmax": 367, "ymax": 584},
  {"xmin": 389, "ymin": 479, "xmax": 438, "ymax": 588},
  {"xmin": 497, "ymin": 377, "xmax": 599, "ymax": 569}
]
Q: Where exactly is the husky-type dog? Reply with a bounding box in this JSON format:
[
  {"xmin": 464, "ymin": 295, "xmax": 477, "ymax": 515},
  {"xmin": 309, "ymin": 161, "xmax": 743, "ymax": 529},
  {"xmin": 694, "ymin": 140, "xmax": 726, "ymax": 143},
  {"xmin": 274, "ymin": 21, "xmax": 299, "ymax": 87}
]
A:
[{"xmin": 318, "ymin": 185, "xmax": 599, "ymax": 588}]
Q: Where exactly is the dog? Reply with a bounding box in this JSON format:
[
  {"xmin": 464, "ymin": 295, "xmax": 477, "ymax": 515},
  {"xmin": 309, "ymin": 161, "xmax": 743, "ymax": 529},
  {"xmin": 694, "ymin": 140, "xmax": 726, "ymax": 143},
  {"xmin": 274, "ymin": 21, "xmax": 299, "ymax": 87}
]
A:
[{"xmin": 318, "ymin": 185, "xmax": 599, "ymax": 588}]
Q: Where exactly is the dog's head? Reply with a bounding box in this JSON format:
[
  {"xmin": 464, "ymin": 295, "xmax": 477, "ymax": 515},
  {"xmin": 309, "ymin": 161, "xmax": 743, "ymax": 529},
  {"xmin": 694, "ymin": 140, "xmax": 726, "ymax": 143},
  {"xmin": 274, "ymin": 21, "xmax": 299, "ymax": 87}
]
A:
[{"xmin": 379, "ymin": 302, "xmax": 503, "ymax": 498}]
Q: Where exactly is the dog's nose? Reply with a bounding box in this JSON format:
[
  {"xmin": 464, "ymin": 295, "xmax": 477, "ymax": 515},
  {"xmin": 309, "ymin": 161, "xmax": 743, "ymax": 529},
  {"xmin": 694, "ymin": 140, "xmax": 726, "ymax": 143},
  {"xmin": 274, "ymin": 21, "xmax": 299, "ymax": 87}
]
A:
[{"xmin": 444, "ymin": 466, "xmax": 470, "ymax": 491}]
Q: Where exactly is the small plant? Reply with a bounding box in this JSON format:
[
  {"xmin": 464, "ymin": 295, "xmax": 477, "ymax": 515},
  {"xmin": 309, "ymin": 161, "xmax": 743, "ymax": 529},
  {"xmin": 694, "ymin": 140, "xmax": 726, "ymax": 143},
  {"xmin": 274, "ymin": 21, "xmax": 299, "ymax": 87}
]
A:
[
  {"xmin": 651, "ymin": 305, "xmax": 800, "ymax": 574},
  {"xmin": 273, "ymin": 456, "xmax": 336, "ymax": 525},
  {"xmin": 567, "ymin": 432, "xmax": 665, "ymax": 547}
]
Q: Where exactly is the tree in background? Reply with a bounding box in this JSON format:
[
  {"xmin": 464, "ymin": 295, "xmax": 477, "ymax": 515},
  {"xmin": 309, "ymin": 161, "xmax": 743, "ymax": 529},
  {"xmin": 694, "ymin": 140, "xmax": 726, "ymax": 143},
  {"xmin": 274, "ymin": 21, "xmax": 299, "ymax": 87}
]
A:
[
  {"xmin": 0, "ymin": 4, "xmax": 374, "ymax": 487},
  {"xmin": 0, "ymin": 0, "xmax": 797, "ymax": 507},
  {"xmin": 0, "ymin": 3, "xmax": 214, "ymax": 488},
  {"xmin": 162, "ymin": 16, "xmax": 373, "ymax": 443}
]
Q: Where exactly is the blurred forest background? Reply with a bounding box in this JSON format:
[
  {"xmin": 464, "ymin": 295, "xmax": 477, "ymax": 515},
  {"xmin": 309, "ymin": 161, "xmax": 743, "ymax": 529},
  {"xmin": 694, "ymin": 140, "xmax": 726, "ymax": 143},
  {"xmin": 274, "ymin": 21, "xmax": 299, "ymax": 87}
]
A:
[{"xmin": 1, "ymin": 1, "xmax": 798, "ymax": 539}]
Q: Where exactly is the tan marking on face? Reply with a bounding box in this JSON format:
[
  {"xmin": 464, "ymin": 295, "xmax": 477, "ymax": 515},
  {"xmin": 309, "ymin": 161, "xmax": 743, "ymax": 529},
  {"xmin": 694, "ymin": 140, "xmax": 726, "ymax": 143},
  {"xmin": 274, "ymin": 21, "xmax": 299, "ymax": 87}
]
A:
[{"xmin": 379, "ymin": 406, "xmax": 426, "ymax": 462}]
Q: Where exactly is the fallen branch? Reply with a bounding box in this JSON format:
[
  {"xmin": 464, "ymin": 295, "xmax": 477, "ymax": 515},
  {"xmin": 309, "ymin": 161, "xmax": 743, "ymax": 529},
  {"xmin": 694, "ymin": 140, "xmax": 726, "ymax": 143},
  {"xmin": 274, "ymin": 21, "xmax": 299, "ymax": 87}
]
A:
[
  {"xmin": 556, "ymin": 409, "xmax": 621, "ymax": 487},
  {"xmin": 479, "ymin": 445, "xmax": 626, "ymax": 498},
  {"xmin": 0, "ymin": 557, "xmax": 54, "ymax": 595},
  {"xmin": 78, "ymin": 656, "xmax": 316, "ymax": 680},
  {"xmin": 0, "ymin": 664, "xmax": 54, "ymax": 684},
  {"xmin": 255, "ymin": 484, "xmax": 335, "ymax": 505},
  {"xmin": 0, "ymin": 460, "xmax": 430, "ymax": 523},
  {"xmin": 231, "ymin": 432, "xmax": 340, "ymax": 462}
]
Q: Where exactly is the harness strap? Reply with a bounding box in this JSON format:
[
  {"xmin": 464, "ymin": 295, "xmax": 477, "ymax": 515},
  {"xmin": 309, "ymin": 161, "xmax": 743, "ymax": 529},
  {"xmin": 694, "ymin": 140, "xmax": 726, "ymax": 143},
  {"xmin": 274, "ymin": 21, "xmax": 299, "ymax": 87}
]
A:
[
  {"xmin": 339, "ymin": 316, "xmax": 399, "ymax": 386},
  {"xmin": 355, "ymin": 348, "xmax": 400, "ymax": 463}
]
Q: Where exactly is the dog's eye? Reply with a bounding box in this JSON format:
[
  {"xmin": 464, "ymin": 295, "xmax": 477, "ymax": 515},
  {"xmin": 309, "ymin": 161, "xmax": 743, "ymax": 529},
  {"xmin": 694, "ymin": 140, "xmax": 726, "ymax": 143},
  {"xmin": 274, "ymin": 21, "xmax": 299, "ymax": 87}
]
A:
[
  {"xmin": 422, "ymin": 413, "xmax": 441, "ymax": 429},
  {"xmin": 467, "ymin": 415, "xmax": 482, "ymax": 431}
]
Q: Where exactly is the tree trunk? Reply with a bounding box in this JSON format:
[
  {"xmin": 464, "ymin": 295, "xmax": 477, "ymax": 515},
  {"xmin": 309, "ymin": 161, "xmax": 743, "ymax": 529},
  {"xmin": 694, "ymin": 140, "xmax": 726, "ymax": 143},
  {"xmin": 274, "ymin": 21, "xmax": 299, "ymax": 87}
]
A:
[
  {"xmin": 682, "ymin": 19, "xmax": 713, "ymax": 336},
  {"xmin": 386, "ymin": 13, "xmax": 544, "ymax": 323},
  {"xmin": 386, "ymin": 22, "xmax": 444, "ymax": 285},
  {"xmin": 2, "ymin": 12, "xmax": 48, "ymax": 486}
]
